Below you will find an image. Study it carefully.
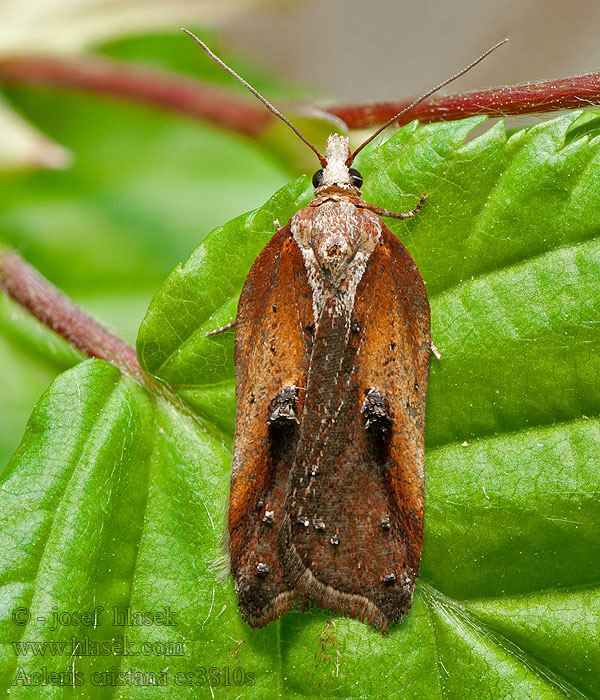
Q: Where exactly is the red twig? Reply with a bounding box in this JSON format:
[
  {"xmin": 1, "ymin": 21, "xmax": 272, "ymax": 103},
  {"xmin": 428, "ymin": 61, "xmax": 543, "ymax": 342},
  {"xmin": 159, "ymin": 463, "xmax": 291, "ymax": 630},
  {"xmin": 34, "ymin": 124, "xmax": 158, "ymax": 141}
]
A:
[
  {"xmin": 0, "ymin": 250, "xmax": 142, "ymax": 380},
  {"xmin": 2, "ymin": 54, "xmax": 600, "ymax": 136},
  {"xmin": 0, "ymin": 55, "xmax": 270, "ymax": 137},
  {"xmin": 327, "ymin": 73, "xmax": 600, "ymax": 128}
]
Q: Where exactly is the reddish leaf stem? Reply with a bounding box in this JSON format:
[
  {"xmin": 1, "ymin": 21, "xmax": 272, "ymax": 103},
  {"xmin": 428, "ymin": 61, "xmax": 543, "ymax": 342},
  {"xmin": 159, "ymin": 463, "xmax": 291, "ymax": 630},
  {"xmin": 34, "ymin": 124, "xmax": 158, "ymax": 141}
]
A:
[
  {"xmin": 2, "ymin": 55, "xmax": 600, "ymax": 136},
  {"xmin": 0, "ymin": 55, "xmax": 270, "ymax": 137},
  {"xmin": 327, "ymin": 73, "xmax": 600, "ymax": 128},
  {"xmin": 0, "ymin": 250, "xmax": 142, "ymax": 379}
]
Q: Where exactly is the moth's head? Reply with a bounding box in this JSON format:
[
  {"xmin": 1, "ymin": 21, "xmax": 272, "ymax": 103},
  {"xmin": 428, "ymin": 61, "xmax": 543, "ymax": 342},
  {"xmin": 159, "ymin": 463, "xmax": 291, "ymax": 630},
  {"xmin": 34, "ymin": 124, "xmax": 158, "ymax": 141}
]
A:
[{"xmin": 312, "ymin": 135, "xmax": 363, "ymax": 196}]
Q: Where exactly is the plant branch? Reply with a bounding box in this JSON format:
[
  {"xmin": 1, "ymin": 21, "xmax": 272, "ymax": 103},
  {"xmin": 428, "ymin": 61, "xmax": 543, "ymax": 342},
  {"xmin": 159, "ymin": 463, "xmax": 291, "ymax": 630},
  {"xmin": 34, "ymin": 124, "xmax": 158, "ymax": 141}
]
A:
[
  {"xmin": 0, "ymin": 250, "xmax": 142, "ymax": 379},
  {"xmin": 327, "ymin": 73, "xmax": 600, "ymax": 128},
  {"xmin": 0, "ymin": 55, "xmax": 271, "ymax": 137},
  {"xmin": 2, "ymin": 55, "xmax": 600, "ymax": 138}
]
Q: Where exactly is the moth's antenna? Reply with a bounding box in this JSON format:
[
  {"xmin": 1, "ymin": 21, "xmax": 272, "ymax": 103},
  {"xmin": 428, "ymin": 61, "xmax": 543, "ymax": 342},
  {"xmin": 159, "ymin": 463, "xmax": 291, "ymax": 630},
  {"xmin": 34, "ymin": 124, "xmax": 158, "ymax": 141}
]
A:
[
  {"xmin": 182, "ymin": 28, "xmax": 327, "ymax": 166},
  {"xmin": 347, "ymin": 38, "xmax": 508, "ymax": 164}
]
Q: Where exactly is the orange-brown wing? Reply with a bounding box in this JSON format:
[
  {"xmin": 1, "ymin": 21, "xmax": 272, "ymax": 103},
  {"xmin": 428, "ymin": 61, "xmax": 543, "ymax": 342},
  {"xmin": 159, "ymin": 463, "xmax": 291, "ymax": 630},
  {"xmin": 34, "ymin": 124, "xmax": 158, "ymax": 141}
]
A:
[
  {"xmin": 229, "ymin": 224, "xmax": 314, "ymax": 626},
  {"xmin": 279, "ymin": 222, "xmax": 430, "ymax": 629}
]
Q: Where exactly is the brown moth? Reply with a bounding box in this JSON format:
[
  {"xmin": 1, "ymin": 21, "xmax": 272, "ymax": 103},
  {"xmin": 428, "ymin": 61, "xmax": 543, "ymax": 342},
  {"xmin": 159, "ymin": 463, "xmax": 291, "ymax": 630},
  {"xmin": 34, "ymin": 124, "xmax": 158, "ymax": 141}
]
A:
[
  {"xmin": 231, "ymin": 133, "xmax": 429, "ymax": 629},
  {"xmin": 183, "ymin": 30, "xmax": 506, "ymax": 631}
]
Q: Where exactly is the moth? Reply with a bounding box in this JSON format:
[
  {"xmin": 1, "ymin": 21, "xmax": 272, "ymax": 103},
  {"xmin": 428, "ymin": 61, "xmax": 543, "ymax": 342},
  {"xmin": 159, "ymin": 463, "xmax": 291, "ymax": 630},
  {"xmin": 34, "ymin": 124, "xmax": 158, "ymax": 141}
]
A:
[{"xmin": 184, "ymin": 30, "xmax": 505, "ymax": 630}]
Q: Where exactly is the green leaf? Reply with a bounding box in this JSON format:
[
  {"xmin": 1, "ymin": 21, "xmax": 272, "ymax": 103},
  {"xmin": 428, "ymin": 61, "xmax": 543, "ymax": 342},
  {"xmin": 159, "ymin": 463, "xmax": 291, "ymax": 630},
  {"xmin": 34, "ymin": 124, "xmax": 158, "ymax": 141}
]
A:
[{"xmin": 2, "ymin": 112, "xmax": 600, "ymax": 698}]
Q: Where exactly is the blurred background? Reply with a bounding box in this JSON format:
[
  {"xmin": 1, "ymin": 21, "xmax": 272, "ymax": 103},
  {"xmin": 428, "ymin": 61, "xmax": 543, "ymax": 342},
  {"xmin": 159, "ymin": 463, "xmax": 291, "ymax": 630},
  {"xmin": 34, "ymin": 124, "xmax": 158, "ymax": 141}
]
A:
[
  {"xmin": 225, "ymin": 0, "xmax": 600, "ymax": 102},
  {"xmin": 0, "ymin": 0, "xmax": 598, "ymax": 467}
]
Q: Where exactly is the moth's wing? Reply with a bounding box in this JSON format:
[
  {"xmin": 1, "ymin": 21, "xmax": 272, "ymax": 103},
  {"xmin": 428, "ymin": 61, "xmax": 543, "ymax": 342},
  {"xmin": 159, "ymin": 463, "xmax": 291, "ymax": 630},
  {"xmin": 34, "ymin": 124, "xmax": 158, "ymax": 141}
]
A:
[
  {"xmin": 229, "ymin": 224, "xmax": 314, "ymax": 627},
  {"xmin": 351, "ymin": 224, "xmax": 431, "ymax": 624},
  {"xmin": 280, "ymin": 220, "xmax": 430, "ymax": 630}
]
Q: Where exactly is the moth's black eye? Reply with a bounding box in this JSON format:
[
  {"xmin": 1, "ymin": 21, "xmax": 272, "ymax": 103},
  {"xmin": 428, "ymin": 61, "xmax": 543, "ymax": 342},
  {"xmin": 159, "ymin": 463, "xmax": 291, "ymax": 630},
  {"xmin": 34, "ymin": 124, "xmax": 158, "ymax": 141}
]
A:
[
  {"xmin": 349, "ymin": 168, "xmax": 363, "ymax": 188},
  {"xmin": 312, "ymin": 168, "xmax": 324, "ymax": 188}
]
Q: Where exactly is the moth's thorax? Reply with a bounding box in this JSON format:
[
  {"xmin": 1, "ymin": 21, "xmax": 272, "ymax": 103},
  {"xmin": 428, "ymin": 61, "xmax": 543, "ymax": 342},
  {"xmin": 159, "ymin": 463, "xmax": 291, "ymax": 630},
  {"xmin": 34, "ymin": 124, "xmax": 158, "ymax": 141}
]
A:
[
  {"xmin": 314, "ymin": 134, "xmax": 361, "ymax": 197},
  {"xmin": 291, "ymin": 196, "xmax": 382, "ymax": 318}
]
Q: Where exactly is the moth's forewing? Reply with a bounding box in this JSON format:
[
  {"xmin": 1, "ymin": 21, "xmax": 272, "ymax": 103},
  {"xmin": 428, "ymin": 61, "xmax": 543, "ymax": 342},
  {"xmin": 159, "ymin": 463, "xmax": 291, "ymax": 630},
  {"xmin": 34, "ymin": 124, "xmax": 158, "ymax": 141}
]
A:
[
  {"xmin": 279, "ymin": 218, "xmax": 430, "ymax": 629},
  {"xmin": 352, "ymin": 225, "xmax": 430, "ymax": 621},
  {"xmin": 230, "ymin": 225, "xmax": 314, "ymax": 626}
]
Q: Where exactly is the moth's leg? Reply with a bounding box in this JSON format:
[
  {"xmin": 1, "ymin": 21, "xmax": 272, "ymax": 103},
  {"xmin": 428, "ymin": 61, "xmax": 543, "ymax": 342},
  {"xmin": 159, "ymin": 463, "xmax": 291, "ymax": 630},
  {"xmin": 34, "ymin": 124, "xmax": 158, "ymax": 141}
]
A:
[
  {"xmin": 361, "ymin": 387, "xmax": 393, "ymax": 431},
  {"xmin": 267, "ymin": 385, "xmax": 300, "ymax": 426},
  {"xmin": 359, "ymin": 193, "xmax": 427, "ymax": 221},
  {"xmin": 430, "ymin": 340, "xmax": 442, "ymax": 361},
  {"xmin": 391, "ymin": 192, "xmax": 427, "ymax": 220},
  {"xmin": 205, "ymin": 319, "xmax": 236, "ymax": 337}
]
